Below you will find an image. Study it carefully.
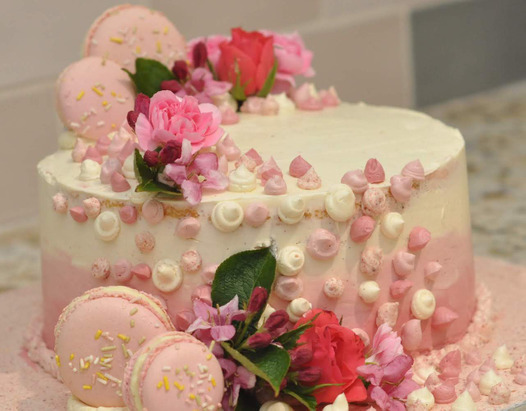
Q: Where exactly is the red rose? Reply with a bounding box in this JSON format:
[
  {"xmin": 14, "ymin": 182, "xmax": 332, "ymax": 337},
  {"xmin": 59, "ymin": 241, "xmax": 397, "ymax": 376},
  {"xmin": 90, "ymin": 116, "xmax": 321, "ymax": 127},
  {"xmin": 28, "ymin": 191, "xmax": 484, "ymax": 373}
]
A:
[
  {"xmin": 216, "ymin": 28, "xmax": 275, "ymax": 97},
  {"xmin": 294, "ymin": 309, "xmax": 367, "ymax": 404}
]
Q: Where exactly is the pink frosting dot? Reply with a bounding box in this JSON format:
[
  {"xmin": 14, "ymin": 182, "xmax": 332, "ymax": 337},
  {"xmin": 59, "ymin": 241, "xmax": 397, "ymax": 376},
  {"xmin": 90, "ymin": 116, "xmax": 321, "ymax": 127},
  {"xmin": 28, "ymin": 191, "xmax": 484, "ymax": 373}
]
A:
[
  {"xmin": 289, "ymin": 155, "xmax": 312, "ymax": 178},
  {"xmin": 119, "ymin": 205, "xmax": 138, "ymax": 224},
  {"xmin": 201, "ymin": 264, "xmax": 218, "ymax": 285},
  {"xmin": 244, "ymin": 202, "xmax": 269, "ymax": 227},
  {"xmin": 235, "ymin": 154, "xmax": 257, "ymax": 172},
  {"xmin": 91, "ymin": 258, "xmax": 111, "ymax": 279},
  {"xmin": 83, "ymin": 146, "xmax": 103, "ymax": 164},
  {"xmin": 341, "ymin": 169, "xmax": 368, "ymax": 194},
  {"xmin": 131, "ymin": 263, "xmax": 152, "ymax": 280},
  {"xmin": 245, "ymin": 148, "xmax": 263, "ymax": 166},
  {"xmin": 191, "ymin": 285, "xmax": 212, "ymax": 305},
  {"xmin": 364, "ymin": 158, "xmax": 385, "ymax": 184},
  {"xmin": 401, "ymin": 319, "xmax": 422, "ymax": 351},
  {"xmin": 264, "ymin": 175, "xmax": 287, "ymax": 195},
  {"xmin": 376, "ymin": 302, "xmax": 399, "ymax": 327},
  {"xmin": 175, "ymin": 217, "xmax": 201, "ymax": 239},
  {"xmin": 361, "ymin": 187, "xmax": 387, "ymax": 216},
  {"xmin": 432, "ymin": 381, "xmax": 457, "ymax": 404},
  {"xmin": 181, "ymin": 250, "xmax": 202, "ymax": 273},
  {"xmin": 142, "ymin": 199, "xmax": 164, "ymax": 225},
  {"xmin": 390, "ymin": 280, "xmax": 413, "ymax": 298},
  {"xmin": 432, "ymin": 307, "xmax": 459, "ymax": 329},
  {"xmin": 69, "ymin": 206, "xmax": 88, "ymax": 223},
  {"xmin": 100, "ymin": 158, "xmax": 122, "ymax": 184},
  {"xmin": 52, "ymin": 193, "xmax": 68, "ymax": 214},
  {"xmin": 390, "ymin": 175, "xmax": 413, "ymax": 203},
  {"xmin": 274, "ymin": 275, "xmax": 304, "ymax": 301},
  {"xmin": 323, "ymin": 277, "xmax": 344, "ymax": 299},
  {"xmin": 306, "ymin": 228, "xmax": 340, "ymax": 260},
  {"xmin": 297, "ymin": 167, "xmax": 321, "ymax": 190},
  {"xmin": 408, "ymin": 226, "xmax": 431, "ymax": 251},
  {"xmin": 72, "ymin": 139, "xmax": 87, "ymax": 163},
  {"xmin": 424, "ymin": 261, "xmax": 442, "ymax": 281},
  {"xmin": 216, "ymin": 135, "xmax": 241, "ymax": 161},
  {"xmin": 110, "ymin": 172, "xmax": 131, "ymax": 192},
  {"xmin": 392, "ymin": 251, "xmax": 415, "ymax": 277},
  {"xmin": 174, "ymin": 310, "xmax": 196, "ymax": 331},
  {"xmin": 350, "ymin": 215, "xmax": 376, "ymax": 243},
  {"xmin": 402, "ymin": 159, "xmax": 425, "ymax": 181},
  {"xmin": 359, "ymin": 247, "xmax": 383, "ymax": 276},
  {"xmin": 83, "ymin": 197, "xmax": 101, "ymax": 218},
  {"xmin": 438, "ymin": 350, "xmax": 461, "ymax": 380},
  {"xmin": 112, "ymin": 259, "xmax": 132, "ymax": 282},
  {"xmin": 135, "ymin": 231, "xmax": 155, "ymax": 254}
]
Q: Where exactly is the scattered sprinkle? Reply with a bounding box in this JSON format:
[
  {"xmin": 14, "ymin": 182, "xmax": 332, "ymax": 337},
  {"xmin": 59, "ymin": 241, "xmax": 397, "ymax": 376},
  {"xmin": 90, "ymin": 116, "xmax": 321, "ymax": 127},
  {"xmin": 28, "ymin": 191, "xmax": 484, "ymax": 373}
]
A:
[
  {"xmin": 162, "ymin": 366, "xmax": 172, "ymax": 372},
  {"xmin": 69, "ymin": 354, "xmax": 75, "ymax": 361},
  {"xmin": 76, "ymin": 91, "xmax": 85, "ymax": 101},
  {"xmin": 157, "ymin": 381, "xmax": 163, "ymax": 389},
  {"xmin": 110, "ymin": 36, "xmax": 124, "ymax": 44},
  {"xmin": 122, "ymin": 344, "xmax": 129, "ymax": 359},
  {"xmin": 138, "ymin": 336, "xmax": 146, "ymax": 345},
  {"xmin": 156, "ymin": 41, "xmax": 162, "ymax": 54},
  {"xmin": 174, "ymin": 381, "xmax": 184, "ymax": 391},
  {"xmin": 206, "ymin": 354, "xmax": 213, "ymax": 361},
  {"xmin": 96, "ymin": 372, "xmax": 108, "ymax": 381},
  {"xmin": 91, "ymin": 86, "xmax": 103, "ymax": 97},
  {"xmin": 104, "ymin": 104, "xmax": 112, "ymax": 111},
  {"xmin": 129, "ymin": 307, "xmax": 138, "ymax": 316},
  {"xmin": 163, "ymin": 26, "xmax": 169, "ymax": 35},
  {"xmin": 101, "ymin": 345, "xmax": 117, "ymax": 352},
  {"xmin": 130, "ymin": 319, "xmax": 135, "ymax": 328},
  {"xmin": 97, "ymin": 378, "xmax": 108, "ymax": 385},
  {"xmin": 102, "ymin": 100, "xmax": 108, "ymax": 106},
  {"xmin": 118, "ymin": 334, "xmax": 130, "ymax": 343},
  {"xmin": 211, "ymin": 377, "xmax": 216, "ymax": 387},
  {"xmin": 55, "ymin": 355, "xmax": 60, "ymax": 367},
  {"xmin": 163, "ymin": 376, "xmax": 170, "ymax": 391},
  {"xmin": 82, "ymin": 385, "xmax": 92, "ymax": 390}
]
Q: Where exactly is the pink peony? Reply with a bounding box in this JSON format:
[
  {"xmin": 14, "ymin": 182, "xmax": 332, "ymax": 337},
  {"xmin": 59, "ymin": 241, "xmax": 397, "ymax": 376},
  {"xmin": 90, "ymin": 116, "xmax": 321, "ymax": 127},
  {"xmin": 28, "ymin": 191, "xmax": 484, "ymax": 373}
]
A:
[
  {"xmin": 134, "ymin": 91, "xmax": 224, "ymax": 154},
  {"xmin": 188, "ymin": 35, "xmax": 230, "ymax": 67},
  {"xmin": 168, "ymin": 67, "xmax": 232, "ymax": 104}
]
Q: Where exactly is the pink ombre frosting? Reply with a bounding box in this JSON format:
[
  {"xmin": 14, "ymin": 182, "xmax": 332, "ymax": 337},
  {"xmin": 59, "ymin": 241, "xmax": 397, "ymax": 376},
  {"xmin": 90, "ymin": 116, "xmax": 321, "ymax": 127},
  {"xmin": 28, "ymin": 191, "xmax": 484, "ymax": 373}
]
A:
[
  {"xmin": 350, "ymin": 215, "xmax": 376, "ymax": 243},
  {"xmin": 364, "ymin": 158, "xmax": 385, "ymax": 183},
  {"xmin": 390, "ymin": 175, "xmax": 413, "ymax": 203},
  {"xmin": 306, "ymin": 228, "xmax": 340, "ymax": 260},
  {"xmin": 408, "ymin": 227, "xmax": 431, "ymax": 251},
  {"xmin": 244, "ymin": 202, "xmax": 269, "ymax": 227},
  {"xmin": 264, "ymin": 175, "xmax": 287, "ymax": 195},
  {"xmin": 289, "ymin": 155, "xmax": 311, "ymax": 178}
]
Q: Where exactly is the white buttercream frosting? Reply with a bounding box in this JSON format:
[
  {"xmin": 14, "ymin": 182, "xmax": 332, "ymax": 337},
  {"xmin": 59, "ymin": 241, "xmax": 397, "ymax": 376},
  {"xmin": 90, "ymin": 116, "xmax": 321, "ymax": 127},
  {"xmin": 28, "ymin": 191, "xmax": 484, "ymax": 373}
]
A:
[
  {"xmin": 211, "ymin": 201, "xmax": 244, "ymax": 232},
  {"xmin": 287, "ymin": 297, "xmax": 312, "ymax": 323},
  {"xmin": 94, "ymin": 211, "xmax": 120, "ymax": 241},
  {"xmin": 381, "ymin": 212, "xmax": 405, "ymax": 239},
  {"xmin": 411, "ymin": 289, "xmax": 436, "ymax": 320},
  {"xmin": 277, "ymin": 246, "xmax": 305, "ymax": 276},
  {"xmin": 451, "ymin": 390, "xmax": 476, "ymax": 411},
  {"xmin": 406, "ymin": 387, "xmax": 435, "ymax": 410},
  {"xmin": 152, "ymin": 259, "xmax": 183, "ymax": 292},
  {"xmin": 79, "ymin": 159, "xmax": 101, "ymax": 181},
  {"xmin": 358, "ymin": 281, "xmax": 380, "ymax": 303},
  {"xmin": 324, "ymin": 183, "xmax": 356, "ymax": 222},
  {"xmin": 229, "ymin": 164, "xmax": 256, "ymax": 192},
  {"xmin": 122, "ymin": 155, "xmax": 136, "ymax": 179},
  {"xmin": 493, "ymin": 345, "xmax": 514, "ymax": 369},
  {"xmin": 278, "ymin": 196, "xmax": 305, "ymax": 224},
  {"xmin": 273, "ymin": 92, "xmax": 296, "ymax": 114}
]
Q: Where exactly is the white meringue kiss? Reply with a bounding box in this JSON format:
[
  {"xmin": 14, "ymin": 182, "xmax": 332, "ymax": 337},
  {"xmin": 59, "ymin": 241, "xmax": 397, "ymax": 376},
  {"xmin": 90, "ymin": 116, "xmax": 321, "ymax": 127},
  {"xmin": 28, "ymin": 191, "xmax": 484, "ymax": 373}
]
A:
[
  {"xmin": 277, "ymin": 246, "xmax": 305, "ymax": 276},
  {"xmin": 211, "ymin": 201, "xmax": 244, "ymax": 232},
  {"xmin": 381, "ymin": 212, "xmax": 405, "ymax": 239},
  {"xmin": 325, "ymin": 183, "xmax": 356, "ymax": 222},
  {"xmin": 358, "ymin": 281, "xmax": 380, "ymax": 303},
  {"xmin": 152, "ymin": 259, "xmax": 183, "ymax": 293},
  {"xmin": 411, "ymin": 289, "xmax": 436, "ymax": 320},
  {"xmin": 287, "ymin": 298, "xmax": 312, "ymax": 323},
  {"xmin": 94, "ymin": 211, "xmax": 120, "ymax": 242},
  {"xmin": 229, "ymin": 165, "xmax": 256, "ymax": 192},
  {"xmin": 278, "ymin": 196, "xmax": 305, "ymax": 224},
  {"xmin": 79, "ymin": 159, "xmax": 101, "ymax": 181}
]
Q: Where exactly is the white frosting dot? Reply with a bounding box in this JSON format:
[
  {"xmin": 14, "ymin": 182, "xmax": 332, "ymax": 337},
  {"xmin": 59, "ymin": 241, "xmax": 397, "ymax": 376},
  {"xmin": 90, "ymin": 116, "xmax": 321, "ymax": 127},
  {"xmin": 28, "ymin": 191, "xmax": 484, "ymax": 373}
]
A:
[
  {"xmin": 94, "ymin": 211, "xmax": 120, "ymax": 242},
  {"xmin": 324, "ymin": 183, "xmax": 356, "ymax": 222},
  {"xmin": 479, "ymin": 369, "xmax": 503, "ymax": 395},
  {"xmin": 278, "ymin": 196, "xmax": 305, "ymax": 224},
  {"xmin": 277, "ymin": 246, "xmax": 304, "ymax": 276},
  {"xmin": 228, "ymin": 165, "xmax": 256, "ymax": 192},
  {"xmin": 381, "ymin": 212, "xmax": 405, "ymax": 239},
  {"xmin": 322, "ymin": 393, "xmax": 349, "ymax": 411},
  {"xmin": 493, "ymin": 345, "xmax": 514, "ymax": 370},
  {"xmin": 406, "ymin": 387, "xmax": 435, "ymax": 410},
  {"xmin": 411, "ymin": 289, "xmax": 436, "ymax": 320},
  {"xmin": 122, "ymin": 155, "xmax": 136, "ymax": 179},
  {"xmin": 152, "ymin": 259, "xmax": 183, "ymax": 293},
  {"xmin": 358, "ymin": 281, "xmax": 380, "ymax": 303},
  {"xmin": 211, "ymin": 201, "xmax": 244, "ymax": 232},
  {"xmin": 260, "ymin": 401, "xmax": 294, "ymax": 411},
  {"xmin": 451, "ymin": 390, "xmax": 476, "ymax": 411},
  {"xmin": 79, "ymin": 159, "xmax": 101, "ymax": 181},
  {"xmin": 286, "ymin": 298, "xmax": 312, "ymax": 323}
]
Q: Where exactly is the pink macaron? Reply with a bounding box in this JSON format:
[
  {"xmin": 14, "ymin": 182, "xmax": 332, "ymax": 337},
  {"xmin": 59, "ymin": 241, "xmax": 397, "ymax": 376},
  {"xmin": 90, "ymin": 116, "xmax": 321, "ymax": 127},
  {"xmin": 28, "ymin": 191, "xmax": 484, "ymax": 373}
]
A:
[
  {"xmin": 54, "ymin": 286, "xmax": 175, "ymax": 407},
  {"xmin": 122, "ymin": 332, "xmax": 224, "ymax": 411},
  {"xmin": 83, "ymin": 5, "xmax": 186, "ymax": 70},
  {"xmin": 56, "ymin": 56, "xmax": 135, "ymax": 141}
]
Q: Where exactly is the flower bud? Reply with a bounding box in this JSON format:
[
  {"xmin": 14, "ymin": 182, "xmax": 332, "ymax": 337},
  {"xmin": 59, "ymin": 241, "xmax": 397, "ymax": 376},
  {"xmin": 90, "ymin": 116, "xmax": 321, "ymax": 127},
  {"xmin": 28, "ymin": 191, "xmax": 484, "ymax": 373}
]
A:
[
  {"xmin": 127, "ymin": 110, "xmax": 139, "ymax": 130},
  {"xmin": 193, "ymin": 42, "xmax": 208, "ymax": 68},
  {"xmin": 144, "ymin": 150, "xmax": 159, "ymax": 167},
  {"xmin": 248, "ymin": 286, "xmax": 268, "ymax": 313},
  {"xmin": 297, "ymin": 367, "xmax": 321, "ymax": 383},
  {"xmin": 134, "ymin": 93, "xmax": 150, "ymax": 116},
  {"xmin": 159, "ymin": 141, "xmax": 182, "ymax": 165},
  {"xmin": 172, "ymin": 60, "xmax": 189, "ymax": 81},
  {"xmin": 290, "ymin": 345, "xmax": 313, "ymax": 367},
  {"xmin": 247, "ymin": 332, "xmax": 272, "ymax": 349},
  {"xmin": 161, "ymin": 79, "xmax": 183, "ymax": 93},
  {"xmin": 264, "ymin": 310, "xmax": 289, "ymax": 332}
]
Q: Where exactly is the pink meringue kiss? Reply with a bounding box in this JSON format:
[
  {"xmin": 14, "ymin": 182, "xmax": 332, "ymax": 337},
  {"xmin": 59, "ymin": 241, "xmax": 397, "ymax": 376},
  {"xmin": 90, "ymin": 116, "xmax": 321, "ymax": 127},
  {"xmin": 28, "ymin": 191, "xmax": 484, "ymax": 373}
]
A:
[
  {"xmin": 235, "ymin": 154, "xmax": 257, "ymax": 172},
  {"xmin": 244, "ymin": 202, "xmax": 269, "ymax": 227},
  {"xmin": 95, "ymin": 134, "xmax": 111, "ymax": 155},
  {"xmin": 218, "ymin": 155, "xmax": 229, "ymax": 174},
  {"xmin": 112, "ymin": 259, "xmax": 132, "ymax": 283},
  {"xmin": 191, "ymin": 285, "xmax": 212, "ymax": 305},
  {"xmin": 52, "ymin": 193, "xmax": 68, "ymax": 214},
  {"xmin": 390, "ymin": 175, "xmax": 413, "ymax": 203},
  {"xmin": 289, "ymin": 155, "xmax": 312, "ymax": 178},
  {"xmin": 319, "ymin": 87, "xmax": 340, "ymax": 107},
  {"xmin": 100, "ymin": 158, "xmax": 122, "ymax": 184},
  {"xmin": 274, "ymin": 275, "xmax": 304, "ymax": 301},
  {"xmin": 83, "ymin": 197, "xmax": 101, "ymax": 218},
  {"xmin": 424, "ymin": 261, "xmax": 442, "ymax": 281},
  {"xmin": 432, "ymin": 307, "xmax": 459, "ymax": 329},
  {"xmin": 323, "ymin": 277, "xmax": 345, "ymax": 299},
  {"xmin": 131, "ymin": 263, "xmax": 152, "ymax": 280},
  {"xmin": 361, "ymin": 187, "xmax": 387, "ymax": 217},
  {"xmin": 351, "ymin": 328, "xmax": 370, "ymax": 347},
  {"xmin": 392, "ymin": 251, "xmax": 416, "ymax": 277},
  {"xmin": 175, "ymin": 217, "xmax": 201, "ymax": 239},
  {"xmin": 70, "ymin": 206, "xmax": 88, "ymax": 223},
  {"xmin": 402, "ymin": 159, "xmax": 425, "ymax": 182},
  {"xmin": 376, "ymin": 302, "xmax": 399, "ymax": 327},
  {"xmin": 297, "ymin": 167, "xmax": 321, "ymax": 190},
  {"xmin": 142, "ymin": 199, "xmax": 164, "ymax": 225},
  {"xmin": 219, "ymin": 104, "xmax": 240, "ymax": 125},
  {"xmin": 117, "ymin": 140, "xmax": 137, "ymax": 165},
  {"xmin": 465, "ymin": 381, "xmax": 482, "ymax": 401},
  {"xmin": 359, "ymin": 247, "xmax": 383, "ymax": 276},
  {"xmin": 245, "ymin": 148, "xmax": 263, "ymax": 166},
  {"xmin": 174, "ymin": 310, "xmax": 196, "ymax": 331},
  {"xmin": 438, "ymin": 350, "xmax": 461, "ymax": 380},
  {"xmin": 514, "ymin": 370, "xmax": 526, "ymax": 385},
  {"xmin": 401, "ymin": 319, "xmax": 422, "ymax": 351},
  {"xmin": 91, "ymin": 258, "xmax": 111, "ymax": 279},
  {"xmin": 432, "ymin": 381, "xmax": 457, "ymax": 404},
  {"xmin": 216, "ymin": 134, "xmax": 241, "ymax": 161},
  {"xmin": 390, "ymin": 280, "xmax": 413, "ymax": 299},
  {"xmin": 364, "ymin": 158, "xmax": 385, "ymax": 184},
  {"xmin": 201, "ymin": 264, "xmax": 219, "ymax": 285},
  {"xmin": 425, "ymin": 372, "xmax": 442, "ymax": 392},
  {"xmin": 408, "ymin": 226, "xmax": 431, "ymax": 251},
  {"xmin": 341, "ymin": 169, "xmax": 368, "ymax": 194},
  {"xmin": 119, "ymin": 205, "xmax": 138, "ymax": 224},
  {"xmin": 350, "ymin": 215, "xmax": 376, "ymax": 243},
  {"xmin": 489, "ymin": 382, "xmax": 510, "ymax": 405},
  {"xmin": 306, "ymin": 228, "xmax": 340, "ymax": 260},
  {"xmin": 83, "ymin": 146, "xmax": 103, "ymax": 164},
  {"xmin": 135, "ymin": 231, "xmax": 155, "ymax": 254},
  {"xmin": 181, "ymin": 250, "xmax": 202, "ymax": 273},
  {"xmin": 479, "ymin": 358, "xmax": 496, "ymax": 374},
  {"xmin": 72, "ymin": 139, "xmax": 87, "ymax": 162},
  {"xmin": 511, "ymin": 355, "xmax": 526, "ymax": 374},
  {"xmin": 463, "ymin": 350, "xmax": 482, "ymax": 366},
  {"xmin": 258, "ymin": 157, "xmax": 283, "ymax": 184},
  {"xmin": 107, "ymin": 132, "xmax": 129, "ymax": 158},
  {"xmin": 110, "ymin": 172, "xmax": 131, "ymax": 192},
  {"xmin": 264, "ymin": 175, "xmax": 287, "ymax": 195}
]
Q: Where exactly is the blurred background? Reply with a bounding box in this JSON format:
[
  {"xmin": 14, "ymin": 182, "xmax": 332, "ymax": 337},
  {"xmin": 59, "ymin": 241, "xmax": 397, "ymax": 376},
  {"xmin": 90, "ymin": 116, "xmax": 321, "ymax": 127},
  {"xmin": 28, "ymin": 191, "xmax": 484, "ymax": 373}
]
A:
[{"xmin": 1, "ymin": 0, "xmax": 525, "ymax": 290}]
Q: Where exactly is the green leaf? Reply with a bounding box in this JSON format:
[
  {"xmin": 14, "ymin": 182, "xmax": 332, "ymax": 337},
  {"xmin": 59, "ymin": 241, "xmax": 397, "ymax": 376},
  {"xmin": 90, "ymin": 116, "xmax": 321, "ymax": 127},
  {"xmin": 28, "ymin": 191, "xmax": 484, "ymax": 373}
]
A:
[
  {"xmin": 229, "ymin": 60, "xmax": 248, "ymax": 102},
  {"xmin": 211, "ymin": 247, "xmax": 276, "ymax": 308},
  {"xmin": 134, "ymin": 149, "xmax": 155, "ymax": 182},
  {"xmin": 282, "ymin": 389, "xmax": 317, "ymax": 411},
  {"xmin": 123, "ymin": 58, "xmax": 175, "ymax": 97},
  {"xmin": 257, "ymin": 60, "xmax": 278, "ymax": 98},
  {"xmin": 274, "ymin": 312, "xmax": 319, "ymax": 350},
  {"xmin": 135, "ymin": 180, "xmax": 182, "ymax": 197},
  {"xmin": 221, "ymin": 342, "xmax": 290, "ymax": 396}
]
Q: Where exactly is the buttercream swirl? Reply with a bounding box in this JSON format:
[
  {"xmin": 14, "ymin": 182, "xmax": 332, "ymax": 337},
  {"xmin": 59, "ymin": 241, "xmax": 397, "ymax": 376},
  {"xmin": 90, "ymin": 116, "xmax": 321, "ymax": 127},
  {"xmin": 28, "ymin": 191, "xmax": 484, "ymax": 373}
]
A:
[
  {"xmin": 286, "ymin": 298, "xmax": 312, "ymax": 323},
  {"xmin": 277, "ymin": 246, "xmax": 305, "ymax": 276},
  {"xmin": 94, "ymin": 211, "xmax": 120, "ymax": 241},
  {"xmin": 325, "ymin": 183, "xmax": 356, "ymax": 222},
  {"xmin": 79, "ymin": 159, "xmax": 101, "ymax": 181},
  {"xmin": 278, "ymin": 196, "xmax": 305, "ymax": 224},
  {"xmin": 229, "ymin": 165, "xmax": 256, "ymax": 192},
  {"xmin": 306, "ymin": 228, "xmax": 340, "ymax": 260},
  {"xmin": 381, "ymin": 212, "xmax": 404, "ymax": 239},
  {"xmin": 211, "ymin": 201, "xmax": 244, "ymax": 232},
  {"xmin": 152, "ymin": 259, "xmax": 183, "ymax": 293},
  {"xmin": 411, "ymin": 289, "xmax": 436, "ymax": 320}
]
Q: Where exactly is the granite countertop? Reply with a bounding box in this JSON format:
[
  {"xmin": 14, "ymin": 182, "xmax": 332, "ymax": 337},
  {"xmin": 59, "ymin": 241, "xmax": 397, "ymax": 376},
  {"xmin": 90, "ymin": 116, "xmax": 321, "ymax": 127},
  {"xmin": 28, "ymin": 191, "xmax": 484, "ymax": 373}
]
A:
[{"xmin": 1, "ymin": 81, "xmax": 525, "ymax": 292}]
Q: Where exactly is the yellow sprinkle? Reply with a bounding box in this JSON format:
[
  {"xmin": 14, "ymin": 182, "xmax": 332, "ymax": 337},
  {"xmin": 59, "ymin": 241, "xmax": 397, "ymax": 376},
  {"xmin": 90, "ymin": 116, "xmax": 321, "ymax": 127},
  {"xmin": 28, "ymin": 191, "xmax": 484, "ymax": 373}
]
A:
[
  {"xmin": 122, "ymin": 344, "xmax": 129, "ymax": 359},
  {"xmin": 111, "ymin": 123, "xmax": 116, "ymax": 129},
  {"xmin": 129, "ymin": 307, "xmax": 138, "ymax": 316},
  {"xmin": 69, "ymin": 354, "xmax": 75, "ymax": 361},
  {"xmin": 130, "ymin": 319, "xmax": 135, "ymax": 328},
  {"xmin": 211, "ymin": 377, "xmax": 216, "ymax": 387},
  {"xmin": 110, "ymin": 36, "xmax": 124, "ymax": 44},
  {"xmin": 83, "ymin": 361, "xmax": 91, "ymax": 370},
  {"xmin": 55, "ymin": 355, "xmax": 61, "ymax": 367},
  {"xmin": 163, "ymin": 26, "xmax": 169, "ymax": 35},
  {"xmin": 83, "ymin": 385, "xmax": 92, "ymax": 390},
  {"xmin": 138, "ymin": 337, "xmax": 146, "ymax": 345},
  {"xmin": 156, "ymin": 41, "xmax": 162, "ymax": 53},
  {"xmin": 91, "ymin": 86, "xmax": 103, "ymax": 97},
  {"xmin": 189, "ymin": 393, "xmax": 196, "ymax": 400},
  {"xmin": 174, "ymin": 381, "xmax": 185, "ymax": 391},
  {"xmin": 96, "ymin": 372, "xmax": 108, "ymax": 381},
  {"xmin": 102, "ymin": 100, "xmax": 108, "ymax": 106},
  {"xmin": 163, "ymin": 376, "xmax": 170, "ymax": 391},
  {"xmin": 111, "ymin": 91, "xmax": 117, "ymax": 97},
  {"xmin": 135, "ymin": 45, "xmax": 142, "ymax": 54},
  {"xmin": 94, "ymin": 330, "xmax": 103, "ymax": 340},
  {"xmin": 206, "ymin": 354, "xmax": 212, "ymax": 361},
  {"xmin": 157, "ymin": 381, "xmax": 163, "ymax": 389},
  {"xmin": 118, "ymin": 334, "xmax": 130, "ymax": 343},
  {"xmin": 76, "ymin": 90, "xmax": 85, "ymax": 101},
  {"xmin": 101, "ymin": 345, "xmax": 116, "ymax": 352}
]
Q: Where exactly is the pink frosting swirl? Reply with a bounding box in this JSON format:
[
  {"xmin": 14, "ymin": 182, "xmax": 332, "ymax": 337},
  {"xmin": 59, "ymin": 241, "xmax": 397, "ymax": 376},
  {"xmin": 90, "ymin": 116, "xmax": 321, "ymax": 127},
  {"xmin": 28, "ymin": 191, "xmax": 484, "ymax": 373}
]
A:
[
  {"xmin": 52, "ymin": 193, "xmax": 68, "ymax": 214},
  {"xmin": 191, "ymin": 285, "xmax": 212, "ymax": 305},
  {"xmin": 341, "ymin": 169, "xmax": 368, "ymax": 194},
  {"xmin": 297, "ymin": 167, "xmax": 321, "ymax": 190},
  {"xmin": 306, "ymin": 228, "xmax": 340, "ymax": 260},
  {"xmin": 110, "ymin": 172, "xmax": 131, "ymax": 192},
  {"xmin": 432, "ymin": 307, "xmax": 459, "ymax": 329},
  {"xmin": 244, "ymin": 202, "xmax": 269, "ymax": 227},
  {"xmin": 83, "ymin": 197, "xmax": 101, "ymax": 219},
  {"xmin": 390, "ymin": 175, "xmax": 413, "ymax": 203},
  {"xmin": 274, "ymin": 275, "xmax": 304, "ymax": 301},
  {"xmin": 100, "ymin": 158, "xmax": 122, "ymax": 184},
  {"xmin": 135, "ymin": 231, "xmax": 155, "ymax": 254},
  {"xmin": 402, "ymin": 159, "xmax": 425, "ymax": 181},
  {"xmin": 176, "ymin": 217, "xmax": 201, "ymax": 239},
  {"xmin": 408, "ymin": 226, "xmax": 431, "ymax": 251},
  {"xmin": 142, "ymin": 199, "xmax": 164, "ymax": 225},
  {"xmin": 364, "ymin": 158, "xmax": 385, "ymax": 183},
  {"xmin": 359, "ymin": 247, "xmax": 383, "ymax": 276},
  {"xmin": 216, "ymin": 134, "xmax": 241, "ymax": 161},
  {"xmin": 201, "ymin": 264, "xmax": 219, "ymax": 285},
  {"xmin": 432, "ymin": 381, "xmax": 457, "ymax": 404},
  {"xmin": 69, "ymin": 206, "xmax": 87, "ymax": 223},
  {"xmin": 112, "ymin": 259, "xmax": 132, "ymax": 283},
  {"xmin": 289, "ymin": 155, "xmax": 311, "ymax": 178},
  {"xmin": 264, "ymin": 175, "xmax": 287, "ymax": 195},
  {"xmin": 401, "ymin": 319, "xmax": 422, "ymax": 351},
  {"xmin": 131, "ymin": 263, "xmax": 151, "ymax": 280},
  {"xmin": 119, "ymin": 205, "xmax": 138, "ymax": 224},
  {"xmin": 392, "ymin": 251, "xmax": 416, "ymax": 277},
  {"xmin": 390, "ymin": 280, "xmax": 413, "ymax": 299},
  {"xmin": 181, "ymin": 250, "xmax": 202, "ymax": 273},
  {"xmin": 91, "ymin": 258, "xmax": 111, "ymax": 279},
  {"xmin": 350, "ymin": 215, "xmax": 376, "ymax": 243},
  {"xmin": 361, "ymin": 187, "xmax": 387, "ymax": 216}
]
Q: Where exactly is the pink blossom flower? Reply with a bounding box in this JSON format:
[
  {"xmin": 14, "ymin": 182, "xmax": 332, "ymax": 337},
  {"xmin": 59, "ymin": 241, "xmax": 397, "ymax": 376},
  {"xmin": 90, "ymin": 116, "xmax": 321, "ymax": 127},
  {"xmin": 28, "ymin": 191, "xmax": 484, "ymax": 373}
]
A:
[
  {"xmin": 134, "ymin": 91, "xmax": 224, "ymax": 154},
  {"xmin": 188, "ymin": 35, "xmax": 230, "ymax": 67},
  {"xmin": 171, "ymin": 68, "xmax": 232, "ymax": 104},
  {"xmin": 219, "ymin": 358, "xmax": 256, "ymax": 410}
]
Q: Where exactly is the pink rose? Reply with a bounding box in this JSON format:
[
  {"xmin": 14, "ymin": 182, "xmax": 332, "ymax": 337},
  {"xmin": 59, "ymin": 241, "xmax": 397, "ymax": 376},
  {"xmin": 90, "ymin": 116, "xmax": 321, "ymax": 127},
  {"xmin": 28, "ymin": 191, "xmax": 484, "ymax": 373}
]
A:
[
  {"xmin": 134, "ymin": 91, "xmax": 223, "ymax": 154},
  {"xmin": 262, "ymin": 31, "xmax": 314, "ymax": 93},
  {"xmin": 188, "ymin": 35, "xmax": 230, "ymax": 67}
]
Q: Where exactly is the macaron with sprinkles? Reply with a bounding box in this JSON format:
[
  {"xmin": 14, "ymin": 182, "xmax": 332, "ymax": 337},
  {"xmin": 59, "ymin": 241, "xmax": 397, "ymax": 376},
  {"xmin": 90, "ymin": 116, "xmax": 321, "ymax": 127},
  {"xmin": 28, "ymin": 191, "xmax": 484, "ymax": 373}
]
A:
[
  {"xmin": 83, "ymin": 4, "xmax": 186, "ymax": 70},
  {"xmin": 56, "ymin": 56, "xmax": 135, "ymax": 141},
  {"xmin": 122, "ymin": 332, "xmax": 224, "ymax": 411},
  {"xmin": 54, "ymin": 286, "xmax": 175, "ymax": 407}
]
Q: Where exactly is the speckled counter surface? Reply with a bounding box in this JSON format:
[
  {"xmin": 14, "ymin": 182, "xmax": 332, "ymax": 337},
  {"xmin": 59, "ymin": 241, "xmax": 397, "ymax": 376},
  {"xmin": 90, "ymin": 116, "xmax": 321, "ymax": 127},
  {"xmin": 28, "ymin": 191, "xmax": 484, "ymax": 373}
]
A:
[{"xmin": 1, "ymin": 80, "xmax": 525, "ymax": 292}]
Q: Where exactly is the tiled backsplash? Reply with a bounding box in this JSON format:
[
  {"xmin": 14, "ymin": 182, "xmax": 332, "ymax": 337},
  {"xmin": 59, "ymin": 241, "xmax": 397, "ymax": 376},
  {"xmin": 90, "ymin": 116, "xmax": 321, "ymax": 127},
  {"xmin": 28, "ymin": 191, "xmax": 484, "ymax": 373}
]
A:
[{"xmin": 1, "ymin": 0, "xmax": 525, "ymax": 224}]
